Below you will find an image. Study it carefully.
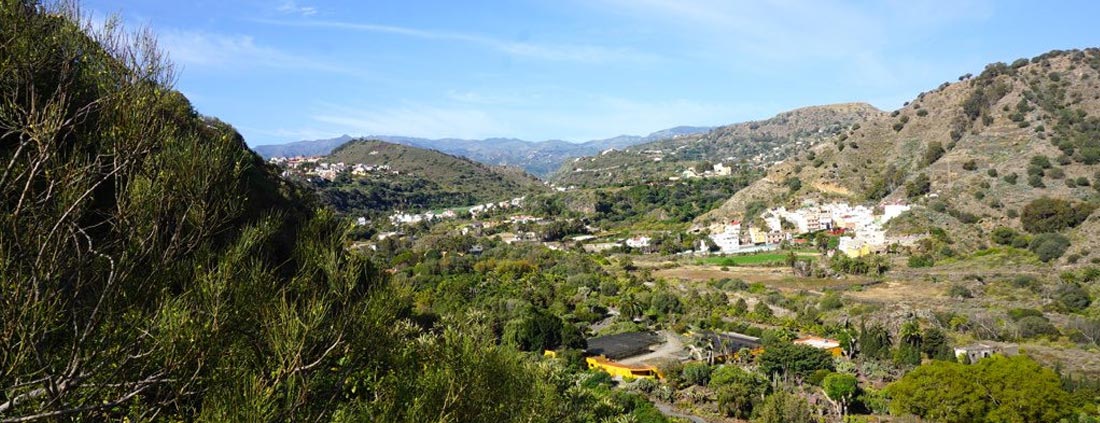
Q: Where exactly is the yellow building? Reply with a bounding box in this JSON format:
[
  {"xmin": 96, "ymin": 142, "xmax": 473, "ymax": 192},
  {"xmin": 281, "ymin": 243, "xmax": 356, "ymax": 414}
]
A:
[
  {"xmin": 748, "ymin": 227, "xmax": 768, "ymax": 244},
  {"xmin": 837, "ymin": 237, "xmax": 871, "ymax": 258},
  {"xmin": 585, "ymin": 356, "xmax": 659, "ymax": 379}
]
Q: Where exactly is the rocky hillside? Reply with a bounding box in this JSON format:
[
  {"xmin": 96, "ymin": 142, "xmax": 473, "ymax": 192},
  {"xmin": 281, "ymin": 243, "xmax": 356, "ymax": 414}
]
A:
[
  {"xmin": 550, "ymin": 103, "xmax": 883, "ymax": 187},
  {"xmin": 703, "ymin": 49, "xmax": 1100, "ymax": 261},
  {"xmin": 313, "ymin": 139, "xmax": 548, "ymax": 214}
]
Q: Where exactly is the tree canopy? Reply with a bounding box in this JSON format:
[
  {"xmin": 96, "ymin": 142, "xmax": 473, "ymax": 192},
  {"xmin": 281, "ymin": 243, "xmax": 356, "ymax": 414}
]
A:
[{"xmin": 887, "ymin": 355, "xmax": 1072, "ymax": 423}]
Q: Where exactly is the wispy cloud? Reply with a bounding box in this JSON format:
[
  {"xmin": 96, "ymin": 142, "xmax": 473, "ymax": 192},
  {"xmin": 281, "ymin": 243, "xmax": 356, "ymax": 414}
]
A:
[
  {"xmin": 305, "ymin": 93, "xmax": 763, "ymax": 142},
  {"xmin": 158, "ymin": 29, "xmax": 350, "ymax": 73},
  {"xmin": 310, "ymin": 103, "xmax": 513, "ymax": 140},
  {"xmin": 254, "ymin": 19, "xmax": 660, "ymax": 64},
  {"xmin": 593, "ymin": 0, "xmax": 991, "ymax": 61},
  {"xmin": 588, "ymin": 0, "xmax": 993, "ymax": 90},
  {"xmin": 276, "ymin": 1, "xmax": 317, "ymax": 17}
]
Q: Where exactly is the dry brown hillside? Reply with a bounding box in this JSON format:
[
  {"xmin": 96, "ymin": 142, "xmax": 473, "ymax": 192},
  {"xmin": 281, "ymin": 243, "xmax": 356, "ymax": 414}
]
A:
[{"xmin": 702, "ymin": 48, "xmax": 1100, "ymax": 262}]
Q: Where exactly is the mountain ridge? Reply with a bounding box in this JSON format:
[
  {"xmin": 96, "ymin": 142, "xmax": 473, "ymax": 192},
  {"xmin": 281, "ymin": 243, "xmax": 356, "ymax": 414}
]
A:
[{"xmin": 253, "ymin": 126, "xmax": 714, "ymax": 177}]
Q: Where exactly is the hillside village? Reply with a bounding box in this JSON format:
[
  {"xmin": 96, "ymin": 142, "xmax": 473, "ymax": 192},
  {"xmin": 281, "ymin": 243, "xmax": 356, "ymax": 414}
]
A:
[
  {"xmin": 699, "ymin": 201, "xmax": 913, "ymax": 257},
  {"xmin": 268, "ymin": 155, "xmax": 398, "ymax": 180}
]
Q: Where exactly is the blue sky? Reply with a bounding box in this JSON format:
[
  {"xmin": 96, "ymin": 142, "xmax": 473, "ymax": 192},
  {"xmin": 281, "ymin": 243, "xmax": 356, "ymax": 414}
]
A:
[{"xmin": 84, "ymin": 0, "xmax": 1100, "ymax": 146}]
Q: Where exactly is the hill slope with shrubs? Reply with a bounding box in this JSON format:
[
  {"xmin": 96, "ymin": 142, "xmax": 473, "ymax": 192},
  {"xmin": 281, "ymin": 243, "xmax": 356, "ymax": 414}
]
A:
[
  {"xmin": 551, "ymin": 103, "xmax": 883, "ymax": 187},
  {"xmin": 315, "ymin": 139, "xmax": 547, "ymax": 215},
  {"xmin": 703, "ymin": 48, "xmax": 1100, "ymax": 264}
]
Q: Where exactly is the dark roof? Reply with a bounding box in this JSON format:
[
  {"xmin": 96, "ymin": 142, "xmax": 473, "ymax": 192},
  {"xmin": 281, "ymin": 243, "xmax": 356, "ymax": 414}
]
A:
[
  {"xmin": 697, "ymin": 331, "xmax": 761, "ymax": 352},
  {"xmin": 585, "ymin": 331, "xmax": 661, "ymax": 360}
]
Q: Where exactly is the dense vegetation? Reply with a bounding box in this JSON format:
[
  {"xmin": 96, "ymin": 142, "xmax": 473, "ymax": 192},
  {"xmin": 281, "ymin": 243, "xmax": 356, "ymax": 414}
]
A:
[
  {"xmin": 4, "ymin": 3, "xmax": 1099, "ymax": 422},
  {"xmin": 887, "ymin": 355, "xmax": 1071, "ymax": 423},
  {"xmin": 0, "ymin": 4, "xmax": 643, "ymax": 421}
]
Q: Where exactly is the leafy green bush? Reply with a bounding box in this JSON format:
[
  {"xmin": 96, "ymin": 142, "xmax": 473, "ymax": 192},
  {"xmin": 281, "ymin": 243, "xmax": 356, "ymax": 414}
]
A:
[
  {"xmin": 711, "ymin": 365, "xmax": 770, "ymax": 418},
  {"xmin": 757, "ymin": 343, "xmax": 835, "ymax": 381},
  {"xmin": 1010, "ymin": 275, "xmax": 1039, "ymax": 289},
  {"xmin": 908, "ymin": 254, "xmax": 935, "ymax": 268},
  {"xmin": 1007, "ymin": 308, "xmax": 1043, "ymax": 321},
  {"xmin": 1056, "ymin": 284, "xmax": 1092, "ymax": 312},
  {"xmin": 923, "ymin": 142, "xmax": 945, "ymax": 166},
  {"xmin": 1016, "ymin": 315, "xmax": 1058, "ymax": 339},
  {"xmin": 1028, "ymin": 233, "xmax": 1071, "ymax": 262},
  {"xmin": 947, "ymin": 285, "xmax": 973, "ymax": 298},
  {"xmin": 906, "ymin": 174, "xmax": 931, "ymax": 198},
  {"xmin": 887, "ymin": 356, "xmax": 1071, "ymax": 423},
  {"xmin": 682, "ymin": 362, "xmax": 712, "ymax": 386},
  {"xmin": 1020, "ymin": 197, "xmax": 1094, "ymax": 233}
]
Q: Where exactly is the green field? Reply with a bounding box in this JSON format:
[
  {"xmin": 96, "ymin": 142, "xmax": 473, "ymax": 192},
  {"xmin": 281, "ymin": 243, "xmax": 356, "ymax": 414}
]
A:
[{"xmin": 697, "ymin": 253, "xmax": 791, "ymax": 266}]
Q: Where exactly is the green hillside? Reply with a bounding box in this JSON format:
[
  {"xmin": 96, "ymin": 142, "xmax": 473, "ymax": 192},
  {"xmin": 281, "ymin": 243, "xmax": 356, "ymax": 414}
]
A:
[
  {"xmin": 0, "ymin": 4, "xmax": 589, "ymax": 421},
  {"xmin": 551, "ymin": 103, "xmax": 882, "ymax": 187},
  {"xmin": 315, "ymin": 139, "xmax": 547, "ymax": 215}
]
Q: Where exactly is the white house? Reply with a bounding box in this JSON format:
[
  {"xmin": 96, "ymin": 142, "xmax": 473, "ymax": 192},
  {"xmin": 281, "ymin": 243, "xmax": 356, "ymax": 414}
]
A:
[
  {"xmin": 626, "ymin": 236, "xmax": 652, "ymax": 248},
  {"xmin": 709, "ymin": 221, "xmax": 742, "ymax": 253},
  {"xmin": 882, "ymin": 202, "xmax": 911, "ymax": 221},
  {"xmin": 954, "ymin": 344, "xmax": 996, "ymax": 363}
]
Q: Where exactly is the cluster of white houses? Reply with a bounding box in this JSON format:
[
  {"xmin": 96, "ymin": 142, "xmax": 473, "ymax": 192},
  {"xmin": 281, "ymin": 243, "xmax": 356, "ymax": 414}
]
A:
[
  {"xmin": 669, "ymin": 163, "xmax": 734, "ymax": 181},
  {"xmin": 269, "ymin": 156, "xmax": 396, "ymax": 181},
  {"xmin": 388, "ymin": 197, "xmax": 527, "ymax": 225},
  {"xmin": 702, "ymin": 201, "xmax": 913, "ymax": 257}
]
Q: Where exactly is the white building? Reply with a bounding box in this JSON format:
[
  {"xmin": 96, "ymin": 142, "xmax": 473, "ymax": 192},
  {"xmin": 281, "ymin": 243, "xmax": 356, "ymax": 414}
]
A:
[
  {"xmin": 709, "ymin": 221, "xmax": 742, "ymax": 253},
  {"xmin": 882, "ymin": 203, "xmax": 911, "ymax": 221},
  {"xmin": 626, "ymin": 236, "xmax": 652, "ymax": 248}
]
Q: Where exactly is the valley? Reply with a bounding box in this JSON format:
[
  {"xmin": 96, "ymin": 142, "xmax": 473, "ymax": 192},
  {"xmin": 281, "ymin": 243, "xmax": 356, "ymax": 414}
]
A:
[{"xmin": 2, "ymin": 2, "xmax": 1099, "ymax": 423}]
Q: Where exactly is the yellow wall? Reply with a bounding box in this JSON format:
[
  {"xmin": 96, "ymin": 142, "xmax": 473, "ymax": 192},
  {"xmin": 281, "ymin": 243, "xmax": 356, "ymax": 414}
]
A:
[
  {"xmin": 841, "ymin": 245, "xmax": 871, "ymax": 258},
  {"xmin": 585, "ymin": 356, "xmax": 657, "ymax": 379},
  {"xmin": 749, "ymin": 227, "xmax": 767, "ymax": 244}
]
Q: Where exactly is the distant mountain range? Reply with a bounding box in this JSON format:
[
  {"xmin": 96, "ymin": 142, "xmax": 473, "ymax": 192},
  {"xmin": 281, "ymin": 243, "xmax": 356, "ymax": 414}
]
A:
[{"xmin": 252, "ymin": 126, "xmax": 713, "ymax": 178}]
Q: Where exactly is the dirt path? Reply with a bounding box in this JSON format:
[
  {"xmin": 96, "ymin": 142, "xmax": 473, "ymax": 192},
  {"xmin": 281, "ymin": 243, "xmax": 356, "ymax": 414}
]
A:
[
  {"xmin": 655, "ymin": 265, "xmax": 865, "ymax": 293},
  {"xmin": 653, "ymin": 402, "xmax": 710, "ymax": 423}
]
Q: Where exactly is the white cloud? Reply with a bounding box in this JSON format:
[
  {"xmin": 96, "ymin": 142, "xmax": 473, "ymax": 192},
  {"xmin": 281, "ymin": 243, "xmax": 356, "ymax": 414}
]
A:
[
  {"xmin": 253, "ymin": 19, "xmax": 660, "ymax": 64},
  {"xmin": 158, "ymin": 29, "xmax": 350, "ymax": 73},
  {"xmin": 277, "ymin": 1, "xmax": 317, "ymax": 17}
]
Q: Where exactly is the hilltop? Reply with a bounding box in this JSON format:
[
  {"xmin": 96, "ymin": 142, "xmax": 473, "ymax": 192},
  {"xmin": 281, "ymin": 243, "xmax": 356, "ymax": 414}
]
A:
[
  {"xmin": 550, "ymin": 103, "xmax": 883, "ymax": 187},
  {"xmin": 253, "ymin": 126, "xmax": 714, "ymax": 178},
  {"xmin": 301, "ymin": 139, "xmax": 547, "ymax": 215},
  {"xmin": 702, "ymin": 48, "xmax": 1100, "ymax": 261}
]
